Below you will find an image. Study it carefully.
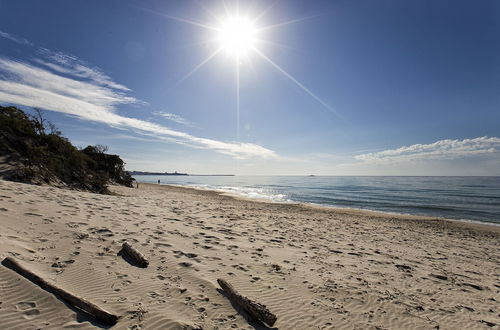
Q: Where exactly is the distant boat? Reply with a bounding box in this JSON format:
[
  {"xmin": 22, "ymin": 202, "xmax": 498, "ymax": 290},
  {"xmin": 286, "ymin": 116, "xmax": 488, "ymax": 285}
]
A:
[{"xmin": 308, "ymin": 175, "xmax": 316, "ymax": 177}]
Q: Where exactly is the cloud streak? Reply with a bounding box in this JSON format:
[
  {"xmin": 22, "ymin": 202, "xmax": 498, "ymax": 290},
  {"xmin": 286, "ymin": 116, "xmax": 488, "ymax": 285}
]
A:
[
  {"xmin": 355, "ymin": 137, "xmax": 500, "ymax": 162},
  {"xmin": 0, "ymin": 30, "xmax": 33, "ymax": 46},
  {"xmin": 35, "ymin": 48, "xmax": 131, "ymax": 91},
  {"xmin": 153, "ymin": 111, "xmax": 193, "ymax": 126},
  {"xmin": 0, "ymin": 36, "xmax": 277, "ymax": 159}
]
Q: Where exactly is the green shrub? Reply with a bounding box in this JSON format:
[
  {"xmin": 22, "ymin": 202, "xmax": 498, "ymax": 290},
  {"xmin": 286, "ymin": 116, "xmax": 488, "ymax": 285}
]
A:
[{"xmin": 0, "ymin": 106, "xmax": 134, "ymax": 193}]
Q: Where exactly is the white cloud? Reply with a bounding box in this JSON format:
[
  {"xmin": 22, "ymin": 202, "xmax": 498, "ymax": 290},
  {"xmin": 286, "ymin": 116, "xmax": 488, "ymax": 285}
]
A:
[
  {"xmin": 0, "ymin": 49, "xmax": 277, "ymax": 159},
  {"xmin": 36, "ymin": 48, "xmax": 131, "ymax": 91},
  {"xmin": 152, "ymin": 111, "xmax": 193, "ymax": 126},
  {"xmin": 355, "ymin": 137, "xmax": 500, "ymax": 162},
  {"xmin": 0, "ymin": 58, "xmax": 137, "ymax": 113}
]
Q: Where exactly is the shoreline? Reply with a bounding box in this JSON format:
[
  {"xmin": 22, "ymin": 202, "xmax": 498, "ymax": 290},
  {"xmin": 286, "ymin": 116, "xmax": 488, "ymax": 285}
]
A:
[
  {"xmin": 1, "ymin": 179, "xmax": 498, "ymax": 329},
  {"xmin": 153, "ymin": 182, "xmax": 500, "ymax": 231}
]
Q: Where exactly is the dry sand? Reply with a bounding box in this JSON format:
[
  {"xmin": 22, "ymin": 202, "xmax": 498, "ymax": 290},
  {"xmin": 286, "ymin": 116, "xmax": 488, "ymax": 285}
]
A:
[{"xmin": 0, "ymin": 179, "xmax": 498, "ymax": 329}]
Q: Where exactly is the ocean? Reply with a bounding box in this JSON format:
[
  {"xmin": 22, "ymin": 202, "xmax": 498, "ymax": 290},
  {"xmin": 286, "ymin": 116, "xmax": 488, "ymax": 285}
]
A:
[{"xmin": 133, "ymin": 175, "xmax": 500, "ymax": 225}]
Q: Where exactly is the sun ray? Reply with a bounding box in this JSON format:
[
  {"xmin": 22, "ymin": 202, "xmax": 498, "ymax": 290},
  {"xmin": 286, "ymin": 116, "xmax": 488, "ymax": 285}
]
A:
[
  {"xmin": 256, "ymin": 38, "xmax": 301, "ymax": 52},
  {"xmin": 253, "ymin": 48, "xmax": 339, "ymax": 116},
  {"xmin": 236, "ymin": 55, "xmax": 240, "ymax": 140},
  {"xmin": 257, "ymin": 15, "xmax": 320, "ymax": 32},
  {"xmin": 245, "ymin": 49, "xmax": 260, "ymax": 80},
  {"xmin": 222, "ymin": 0, "xmax": 233, "ymax": 18},
  {"xmin": 158, "ymin": 13, "xmax": 219, "ymax": 31},
  {"xmin": 135, "ymin": 6, "xmax": 218, "ymax": 31},
  {"xmin": 252, "ymin": 0, "xmax": 281, "ymax": 24},
  {"xmin": 174, "ymin": 47, "xmax": 224, "ymax": 87},
  {"xmin": 194, "ymin": 0, "xmax": 224, "ymax": 25}
]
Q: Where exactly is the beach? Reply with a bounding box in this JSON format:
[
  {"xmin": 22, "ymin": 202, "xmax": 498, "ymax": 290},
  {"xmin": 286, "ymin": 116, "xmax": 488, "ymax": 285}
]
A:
[{"xmin": 0, "ymin": 179, "xmax": 498, "ymax": 329}]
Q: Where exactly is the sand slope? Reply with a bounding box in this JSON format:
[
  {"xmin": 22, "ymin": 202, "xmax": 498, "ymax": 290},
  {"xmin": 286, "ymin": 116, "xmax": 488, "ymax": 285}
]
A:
[{"xmin": 0, "ymin": 180, "xmax": 498, "ymax": 329}]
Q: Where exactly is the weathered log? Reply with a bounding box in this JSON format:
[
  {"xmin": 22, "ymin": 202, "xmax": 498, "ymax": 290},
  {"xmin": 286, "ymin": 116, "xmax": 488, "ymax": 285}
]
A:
[
  {"xmin": 121, "ymin": 241, "xmax": 149, "ymax": 268},
  {"xmin": 1, "ymin": 257, "xmax": 118, "ymax": 325},
  {"xmin": 217, "ymin": 278, "xmax": 277, "ymax": 327}
]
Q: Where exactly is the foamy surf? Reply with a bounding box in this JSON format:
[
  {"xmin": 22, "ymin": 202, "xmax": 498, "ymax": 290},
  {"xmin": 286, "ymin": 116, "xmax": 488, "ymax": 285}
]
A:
[
  {"xmin": 134, "ymin": 175, "xmax": 500, "ymax": 224},
  {"xmin": 186, "ymin": 184, "xmax": 292, "ymax": 203}
]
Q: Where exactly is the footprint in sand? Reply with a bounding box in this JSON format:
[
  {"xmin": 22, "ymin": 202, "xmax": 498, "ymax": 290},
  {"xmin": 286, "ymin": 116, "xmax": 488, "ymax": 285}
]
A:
[
  {"xmin": 22, "ymin": 309, "xmax": 40, "ymax": 319},
  {"xmin": 173, "ymin": 250, "xmax": 199, "ymax": 261},
  {"xmin": 15, "ymin": 302, "xmax": 40, "ymax": 320},
  {"xmin": 15, "ymin": 301, "xmax": 36, "ymax": 311},
  {"xmin": 112, "ymin": 279, "xmax": 132, "ymax": 292},
  {"xmin": 88, "ymin": 227, "xmax": 114, "ymax": 237}
]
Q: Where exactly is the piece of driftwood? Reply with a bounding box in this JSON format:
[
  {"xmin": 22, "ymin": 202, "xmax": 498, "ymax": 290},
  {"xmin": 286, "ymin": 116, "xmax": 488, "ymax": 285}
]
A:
[
  {"xmin": 1, "ymin": 257, "xmax": 118, "ymax": 325},
  {"xmin": 217, "ymin": 278, "xmax": 277, "ymax": 327},
  {"xmin": 121, "ymin": 242, "xmax": 149, "ymax": 268}
]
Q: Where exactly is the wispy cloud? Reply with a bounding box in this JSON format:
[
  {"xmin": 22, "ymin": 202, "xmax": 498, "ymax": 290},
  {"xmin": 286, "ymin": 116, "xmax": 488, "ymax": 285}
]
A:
[
  {"xmin": 0, "ymin": 33, "xmax": 277, "ymax": 159},
  {"xmin": 152, "ymin": 111, "xmax": 193, "ymax": 126},
  {"xmin": 35, "ymin": 48, "xmax": 131, "ymax": 91},
  {"xmin": 0, "ymin": 58, "xmax": 137, "ymax": 116},
  {"xmin": 0, "ymin": 30, "xmax": 33, "ymax": 46},
  {"xmin": 355, "ymin": 137, "xmax": 500, "ymax": 162}
]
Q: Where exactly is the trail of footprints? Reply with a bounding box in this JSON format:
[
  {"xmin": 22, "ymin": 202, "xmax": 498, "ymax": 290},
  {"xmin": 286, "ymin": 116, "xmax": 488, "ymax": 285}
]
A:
[{"xmin": 0, "ymin": 180, "xmax": 498, "ymax": 329}]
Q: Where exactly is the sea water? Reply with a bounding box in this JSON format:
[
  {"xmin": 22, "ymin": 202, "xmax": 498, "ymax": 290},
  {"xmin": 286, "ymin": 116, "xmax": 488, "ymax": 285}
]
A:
[{"xmin": 133, "ymin": 175, "xmax": 500, "ymax": 225}]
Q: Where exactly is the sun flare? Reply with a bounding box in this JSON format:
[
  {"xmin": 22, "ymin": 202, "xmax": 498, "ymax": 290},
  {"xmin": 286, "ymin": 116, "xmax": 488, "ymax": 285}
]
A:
[
  {"xmin": 217, "ymin": 16, "xmax": 257, "ymax": 57},
  {"xmin": 164, "ymin": 4, "xmax": 335, "ymax": 116}
]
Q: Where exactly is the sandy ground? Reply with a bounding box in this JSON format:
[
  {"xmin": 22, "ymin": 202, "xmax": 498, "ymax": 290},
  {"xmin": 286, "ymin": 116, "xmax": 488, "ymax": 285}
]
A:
[{"xmin": 0, "ymin": 179, "xmax": 499, "ymax": 330}]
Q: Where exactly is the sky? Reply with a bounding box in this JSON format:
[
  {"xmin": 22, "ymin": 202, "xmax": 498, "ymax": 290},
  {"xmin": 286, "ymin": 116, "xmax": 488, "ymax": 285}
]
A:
[{"xmin": 0, "ymin": 0, "xmax": 499, "ymax": 175}]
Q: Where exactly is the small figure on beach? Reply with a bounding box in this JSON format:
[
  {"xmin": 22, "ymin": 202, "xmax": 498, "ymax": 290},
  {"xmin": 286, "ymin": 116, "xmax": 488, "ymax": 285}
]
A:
[
  {"xmin": 157, "ymin": 179, "xmax": 160, "ymax": 184},
  {"xmin": 136, "ymin": 182, "xmax": 139, "ymax": 189}
]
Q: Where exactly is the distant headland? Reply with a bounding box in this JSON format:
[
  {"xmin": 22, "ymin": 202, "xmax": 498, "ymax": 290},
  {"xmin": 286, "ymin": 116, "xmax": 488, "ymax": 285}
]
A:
[
  {"xmin": 130, "ymin": 171, "xmax": 234, "ymax": 176},
  {"xmin": 130, "ymin": 171, "xmax": 188, "ymax": 176}
]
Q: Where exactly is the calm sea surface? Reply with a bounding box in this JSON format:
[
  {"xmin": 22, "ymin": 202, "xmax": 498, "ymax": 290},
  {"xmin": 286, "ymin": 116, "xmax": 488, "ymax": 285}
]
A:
[{"xmin": 133, "ymin": 176, "xmax": 500, "ymax": 225}]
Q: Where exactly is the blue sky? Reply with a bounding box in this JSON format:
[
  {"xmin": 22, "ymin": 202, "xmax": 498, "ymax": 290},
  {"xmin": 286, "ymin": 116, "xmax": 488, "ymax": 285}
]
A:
[{"xmin": 1, "ymin": 0, "xmax": 499, "ymax": 175}]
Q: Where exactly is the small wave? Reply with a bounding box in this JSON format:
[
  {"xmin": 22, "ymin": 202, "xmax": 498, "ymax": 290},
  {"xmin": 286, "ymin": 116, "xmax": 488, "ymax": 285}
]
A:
[
  {"xmin": 186, "ymin": 184, "xmax": 292, "ymax": 203},
  {"xmin": 135, "ymin": 175, "xmax": 500, "ymax": 224}
]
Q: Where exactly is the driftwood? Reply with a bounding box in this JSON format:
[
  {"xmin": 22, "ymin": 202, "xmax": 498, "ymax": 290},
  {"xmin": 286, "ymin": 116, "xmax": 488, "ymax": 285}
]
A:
[
  {"xmin": 1, "ymin": 257, "xmax": 118, "ymax": 325},
  {"xmin": 217, "ymin": 278, "xmax": 277, "ymax": 327},
  {"xmin": 121, "ymin": 242, "xmax": 149, "ymax": 268}
]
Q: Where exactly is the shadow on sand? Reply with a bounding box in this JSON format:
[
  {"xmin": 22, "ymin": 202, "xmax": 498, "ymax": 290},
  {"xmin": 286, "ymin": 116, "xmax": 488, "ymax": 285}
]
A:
[
  {"xmin": 117, "ymin": 249, "xmax": 147, "ymax": 268},
  {"xmin": 216, "ymin": 288, "xmax": 279, "ymax": 330}
]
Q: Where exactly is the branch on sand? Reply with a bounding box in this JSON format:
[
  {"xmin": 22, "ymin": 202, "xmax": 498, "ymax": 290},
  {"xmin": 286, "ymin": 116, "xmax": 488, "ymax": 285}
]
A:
[
  {"xmin": 217, "ymin": 278, "xmax": 277, "ymax": 327},
  {"xmin": 1, "ymin": 257, "xmax": 118, "ymax": 325},
  {"xmin": 120, "ymin": 242, "xmax": 149, "ymax": 268}
]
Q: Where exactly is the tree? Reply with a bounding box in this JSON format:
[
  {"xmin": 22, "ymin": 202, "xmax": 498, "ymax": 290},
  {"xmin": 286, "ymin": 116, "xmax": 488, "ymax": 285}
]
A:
[
  {"xmin": 29, "ymin": 108, "xmax": 61, "ymax": 136},
  {"xmin": 94, "ymin": 144, "xmax": 109, "ymax": 154}
]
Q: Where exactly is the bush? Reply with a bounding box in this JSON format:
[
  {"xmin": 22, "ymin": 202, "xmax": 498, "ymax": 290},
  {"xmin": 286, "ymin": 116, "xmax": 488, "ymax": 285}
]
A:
[{"xmin": 0, "ymin": 106, "xmax": 134, "ymax": 193}]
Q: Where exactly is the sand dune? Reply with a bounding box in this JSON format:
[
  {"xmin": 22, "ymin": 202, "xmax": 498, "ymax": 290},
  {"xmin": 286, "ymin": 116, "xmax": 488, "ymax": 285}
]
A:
[{"xmin": 0, "ymin": 179, "xmax": 498, "ymax": 329}]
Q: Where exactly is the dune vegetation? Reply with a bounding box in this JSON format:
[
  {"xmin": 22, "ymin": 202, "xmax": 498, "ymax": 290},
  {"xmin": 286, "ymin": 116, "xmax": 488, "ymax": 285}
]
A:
[{"xmin": 0, "ymin": 106, "xmax": 133, "ymax": 193}]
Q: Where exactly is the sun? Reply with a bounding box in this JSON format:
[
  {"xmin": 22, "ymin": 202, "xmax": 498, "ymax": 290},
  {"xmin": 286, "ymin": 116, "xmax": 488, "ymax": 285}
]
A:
[
  {"xmin": 217, "ymin": 16, "xmax": 257, "ymax": 57},
  {"xmin": 161, "ymin": 4, "xmax": 336, "ymax": 116}
]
